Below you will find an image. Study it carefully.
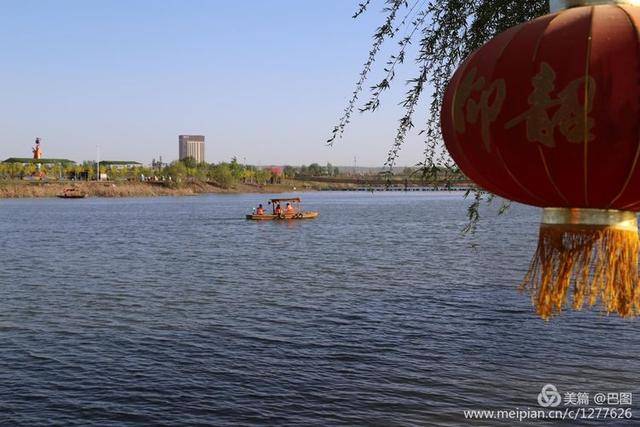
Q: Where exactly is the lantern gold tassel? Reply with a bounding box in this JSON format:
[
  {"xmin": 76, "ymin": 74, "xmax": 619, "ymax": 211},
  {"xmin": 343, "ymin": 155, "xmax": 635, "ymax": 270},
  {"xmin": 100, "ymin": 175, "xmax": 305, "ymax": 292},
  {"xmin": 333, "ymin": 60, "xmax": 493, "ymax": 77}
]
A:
[{"xmin": 521, "ymin": 208, "xmax": 640, "ymax": 320}]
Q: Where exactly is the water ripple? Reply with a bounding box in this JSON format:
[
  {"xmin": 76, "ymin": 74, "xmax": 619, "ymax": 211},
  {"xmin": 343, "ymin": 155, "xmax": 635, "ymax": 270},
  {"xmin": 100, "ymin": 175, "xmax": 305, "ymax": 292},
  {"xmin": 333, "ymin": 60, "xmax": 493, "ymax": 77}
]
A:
[{"xmin": 0, "ymin": 193, "xmax": 638, "ymax": 426}]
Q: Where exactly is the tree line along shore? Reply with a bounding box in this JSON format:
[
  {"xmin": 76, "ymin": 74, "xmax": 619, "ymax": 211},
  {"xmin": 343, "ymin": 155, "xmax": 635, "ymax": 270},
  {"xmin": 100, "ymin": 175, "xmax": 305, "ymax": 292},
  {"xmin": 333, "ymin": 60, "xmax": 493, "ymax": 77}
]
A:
[
  {"xmin": 0, "ymin": 158, "xmax": 345, "ymax": 185},
  {"xmin": 0, "ymin": 158, "xmax": 469, "ymax": 198}
]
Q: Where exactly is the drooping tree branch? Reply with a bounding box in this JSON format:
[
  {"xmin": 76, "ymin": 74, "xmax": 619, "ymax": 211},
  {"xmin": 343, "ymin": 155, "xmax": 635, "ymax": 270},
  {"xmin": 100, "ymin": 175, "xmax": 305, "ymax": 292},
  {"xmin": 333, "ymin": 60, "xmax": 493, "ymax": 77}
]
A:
[
  {"xmin": 353, "ymin": 0, "xmax": 374, "ymax": 18},
  {"xmin": 327, "ymin": 0, "xmax": 407, "ymax": 145},
  {"xmin": 330, "ymin": 0, "xmax": 548, "ymax": 229}
]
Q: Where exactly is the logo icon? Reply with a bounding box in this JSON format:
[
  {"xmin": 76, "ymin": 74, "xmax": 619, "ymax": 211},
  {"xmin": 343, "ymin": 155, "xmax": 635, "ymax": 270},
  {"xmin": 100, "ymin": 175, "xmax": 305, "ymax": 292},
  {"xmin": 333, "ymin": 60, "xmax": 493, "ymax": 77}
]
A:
[{"xmin": 538, "ymin": 384, "xmax": 562, "ymax": 408}]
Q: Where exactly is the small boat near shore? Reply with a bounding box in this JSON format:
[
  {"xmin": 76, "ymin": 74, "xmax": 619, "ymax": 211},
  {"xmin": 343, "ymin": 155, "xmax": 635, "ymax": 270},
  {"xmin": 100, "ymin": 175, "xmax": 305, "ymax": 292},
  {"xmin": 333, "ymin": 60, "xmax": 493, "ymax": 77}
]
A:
[
  {"xmin": 246, "ymin": 197, "xmax": 318, "ymax": 221},
  {"xmin": 57, "ymin": 188, "xmax": 87, "ymax": 199}
]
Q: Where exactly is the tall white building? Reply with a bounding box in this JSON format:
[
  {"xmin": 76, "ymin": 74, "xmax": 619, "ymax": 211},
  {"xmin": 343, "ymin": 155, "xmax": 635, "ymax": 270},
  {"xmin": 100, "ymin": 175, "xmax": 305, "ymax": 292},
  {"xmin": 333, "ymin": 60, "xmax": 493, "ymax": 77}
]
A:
[{"xmin": 178, "ymin": 135, "xmax": 205, "ymax": 163}]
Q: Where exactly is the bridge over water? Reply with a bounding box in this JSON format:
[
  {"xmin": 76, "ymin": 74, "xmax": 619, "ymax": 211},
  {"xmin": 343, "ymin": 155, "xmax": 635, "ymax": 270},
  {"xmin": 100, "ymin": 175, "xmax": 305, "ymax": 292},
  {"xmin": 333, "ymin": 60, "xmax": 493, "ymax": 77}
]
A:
[{"xmin": 328, "ymin": 186, "xmax": 472, "ymax": 192}]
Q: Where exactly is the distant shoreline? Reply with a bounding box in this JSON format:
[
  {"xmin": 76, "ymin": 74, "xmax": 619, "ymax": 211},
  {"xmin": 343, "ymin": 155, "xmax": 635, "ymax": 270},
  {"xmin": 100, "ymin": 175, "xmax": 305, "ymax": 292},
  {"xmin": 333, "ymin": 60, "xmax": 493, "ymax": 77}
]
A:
[
  {"xmin": 0, "ymin": 180, "xmax": 472, "ymax": 199},
  {"xmin": 0, "ymin": 180, "xmax": 354, "ymax": 199}
]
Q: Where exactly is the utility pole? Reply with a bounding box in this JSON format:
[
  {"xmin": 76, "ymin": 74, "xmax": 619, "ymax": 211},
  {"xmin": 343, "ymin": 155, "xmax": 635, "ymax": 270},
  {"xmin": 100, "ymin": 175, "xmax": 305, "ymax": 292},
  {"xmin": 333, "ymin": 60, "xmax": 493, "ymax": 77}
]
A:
[{"xmin": 96, "ymin": 145, "xmax": 100, "ymax": 181}]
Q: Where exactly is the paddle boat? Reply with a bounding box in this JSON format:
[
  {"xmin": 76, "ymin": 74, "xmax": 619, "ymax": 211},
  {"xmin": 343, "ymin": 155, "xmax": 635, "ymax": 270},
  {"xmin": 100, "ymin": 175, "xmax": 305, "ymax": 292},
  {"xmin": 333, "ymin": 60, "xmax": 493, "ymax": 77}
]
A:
[
  {"xmin": 57, "ymin": 188, "xmax": 87, "ymax": 199},
  {"xmin": 246, "ymin": 197, "xmax": 319, "ymax": 221}
]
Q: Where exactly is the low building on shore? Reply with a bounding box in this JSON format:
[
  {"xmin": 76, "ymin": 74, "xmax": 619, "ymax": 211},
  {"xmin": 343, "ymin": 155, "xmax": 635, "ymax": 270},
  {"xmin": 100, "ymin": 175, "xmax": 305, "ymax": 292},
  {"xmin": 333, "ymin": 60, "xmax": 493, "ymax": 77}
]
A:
[
  {"xmin": 3, "ymin": 157, "xmax": 76, "ymax": 166},
  {"xmin": 99, "ymin": 160, "xmax": 143, "ymax": 170}
]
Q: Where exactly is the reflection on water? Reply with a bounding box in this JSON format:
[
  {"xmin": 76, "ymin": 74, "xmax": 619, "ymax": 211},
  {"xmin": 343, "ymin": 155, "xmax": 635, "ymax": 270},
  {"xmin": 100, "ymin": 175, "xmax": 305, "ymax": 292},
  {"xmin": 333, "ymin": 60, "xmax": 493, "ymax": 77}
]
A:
[{"xmin": 0, "ymin": 192, "xmax": 638, "ymax": 426}]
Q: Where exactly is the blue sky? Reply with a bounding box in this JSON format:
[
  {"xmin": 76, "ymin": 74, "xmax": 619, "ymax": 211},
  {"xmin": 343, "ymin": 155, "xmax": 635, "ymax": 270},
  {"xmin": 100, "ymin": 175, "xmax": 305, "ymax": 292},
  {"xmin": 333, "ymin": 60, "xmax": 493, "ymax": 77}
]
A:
[{"xmin": 0, "ymin": 0, "xmax": 428, "ymax": 166}]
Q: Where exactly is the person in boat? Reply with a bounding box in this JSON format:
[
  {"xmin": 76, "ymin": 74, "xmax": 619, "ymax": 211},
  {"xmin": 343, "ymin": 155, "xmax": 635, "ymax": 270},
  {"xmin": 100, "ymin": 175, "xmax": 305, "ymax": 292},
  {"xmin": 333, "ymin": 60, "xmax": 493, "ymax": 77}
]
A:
[
  {"xmin": 285, "ymin": 203, "xmax": 295, "ymax": 214},
  {"xmin": 256, "ymin": 204, "xmax": 265, "ymax": 215},
  {"xmin": 274, "ymin": 203, "xmax": 282, "ymax": 216}
]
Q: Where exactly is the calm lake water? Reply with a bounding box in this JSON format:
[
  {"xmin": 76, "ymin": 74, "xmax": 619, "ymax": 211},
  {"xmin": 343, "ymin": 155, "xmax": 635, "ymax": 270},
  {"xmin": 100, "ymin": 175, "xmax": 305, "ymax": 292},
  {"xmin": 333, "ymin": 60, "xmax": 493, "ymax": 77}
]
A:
[{"xmin": 0, "ymin": 192, "xmax": 638, "ymax": 426}]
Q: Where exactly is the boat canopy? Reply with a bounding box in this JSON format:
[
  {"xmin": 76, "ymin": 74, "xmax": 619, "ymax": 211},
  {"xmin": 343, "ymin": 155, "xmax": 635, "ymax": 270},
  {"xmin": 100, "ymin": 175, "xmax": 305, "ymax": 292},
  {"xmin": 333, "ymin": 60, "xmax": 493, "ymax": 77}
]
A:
[{"xmin": 269, "ymin": 197, "xmax": 301, "ymax": 203}]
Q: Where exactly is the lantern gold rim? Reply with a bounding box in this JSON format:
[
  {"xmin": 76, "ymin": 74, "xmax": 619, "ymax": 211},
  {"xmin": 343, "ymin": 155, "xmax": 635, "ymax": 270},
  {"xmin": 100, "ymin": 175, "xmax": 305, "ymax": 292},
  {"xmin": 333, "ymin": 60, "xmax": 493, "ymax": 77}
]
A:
[
  {"xmin": 541, "ymin": 207, "xmax": 638, "ymax": 231},
  {"xmin": 550, "ymin": 0, "xmax": 640, "ymax": 13}
]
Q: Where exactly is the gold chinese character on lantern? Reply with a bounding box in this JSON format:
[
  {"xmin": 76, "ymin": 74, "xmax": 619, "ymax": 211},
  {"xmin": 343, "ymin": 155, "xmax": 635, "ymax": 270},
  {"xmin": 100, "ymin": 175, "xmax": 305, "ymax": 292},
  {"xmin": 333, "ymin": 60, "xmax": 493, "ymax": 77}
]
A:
[
  {"xmin": 453, "ymin": 67, "xmax": 506, "ymax": 152},
  {"xmin": 505, "ymin": 62, "xmax": 596, "ymax": 148}
]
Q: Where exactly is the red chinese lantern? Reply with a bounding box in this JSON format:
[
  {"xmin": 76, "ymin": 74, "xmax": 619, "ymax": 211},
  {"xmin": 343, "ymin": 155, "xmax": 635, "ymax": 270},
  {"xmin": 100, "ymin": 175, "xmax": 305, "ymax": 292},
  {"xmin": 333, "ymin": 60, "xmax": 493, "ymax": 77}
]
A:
[{"xmin": 441, "ymin": 0, "xmax": 640, "ymax": 319}]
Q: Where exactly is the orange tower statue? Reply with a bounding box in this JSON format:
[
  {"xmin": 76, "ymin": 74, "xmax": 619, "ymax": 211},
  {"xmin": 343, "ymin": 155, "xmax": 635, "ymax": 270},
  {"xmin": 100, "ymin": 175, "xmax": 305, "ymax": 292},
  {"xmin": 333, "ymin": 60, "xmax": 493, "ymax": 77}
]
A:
[{"xmin": 32, "ymin": 138, "xmax": 43, "ymax": 160}]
